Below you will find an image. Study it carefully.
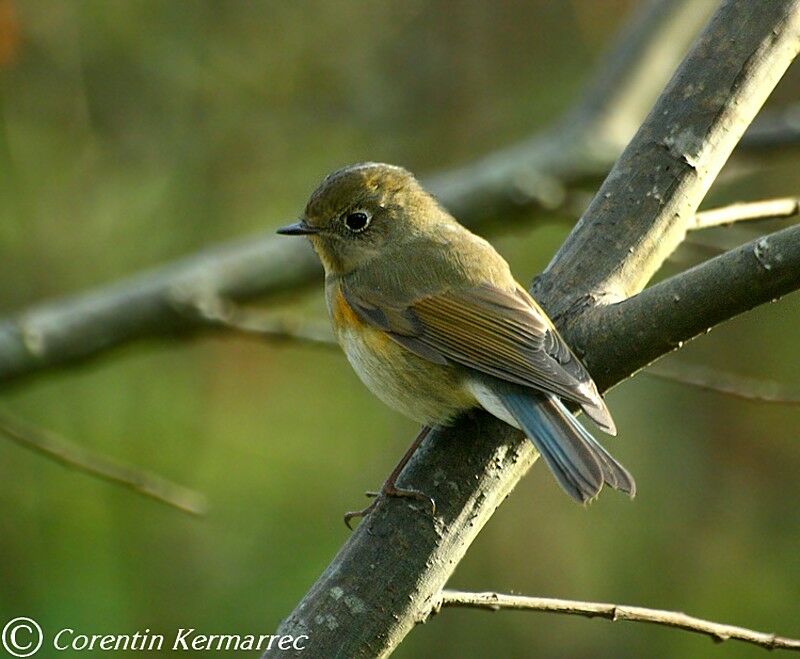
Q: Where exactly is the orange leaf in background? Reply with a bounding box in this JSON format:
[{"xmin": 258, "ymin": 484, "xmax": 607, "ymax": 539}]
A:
[{"xmin": 0, "ymin": 0, "xmax": 20, "ymax": 70}]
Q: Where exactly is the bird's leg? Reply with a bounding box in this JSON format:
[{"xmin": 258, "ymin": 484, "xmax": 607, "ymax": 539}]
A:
[{"xmin": 344, "ymin": 425, "xmax": 436, "ymax": 529}]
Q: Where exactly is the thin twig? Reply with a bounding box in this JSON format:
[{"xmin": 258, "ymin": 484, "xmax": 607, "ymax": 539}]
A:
[
  {"xmin": 645, "ymin": 359, "xmax": 800, "ymax": 404},
  {"xmin": 690, "ymin": 197, "xmax": 800, "ymax": 230},
  {"xmin": 433, "ymin": 590, "xmax": 800, "ymax": 652},
  {"xmin": 611, "ymin": 194, "xmax": 800, "ymax": 303},
  {"xmin": 0, "ymin": 409, "xmax": 207, "ymax": 516}
]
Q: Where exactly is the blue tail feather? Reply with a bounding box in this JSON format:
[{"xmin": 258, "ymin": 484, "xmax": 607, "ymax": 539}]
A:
[{"xmin": 494, "ymin": 384, "xmax": 635, "ymax": 503}]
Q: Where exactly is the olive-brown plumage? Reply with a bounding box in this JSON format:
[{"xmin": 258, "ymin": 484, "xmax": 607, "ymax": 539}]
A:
[{"xmin": 278, "ymin": 163, "xmax": 635, "ymax": 506}]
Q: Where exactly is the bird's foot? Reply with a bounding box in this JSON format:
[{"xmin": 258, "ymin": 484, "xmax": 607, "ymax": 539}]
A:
[{"xmin": 343, "ymin": 483, "xmax": 436, "ymax": 530}]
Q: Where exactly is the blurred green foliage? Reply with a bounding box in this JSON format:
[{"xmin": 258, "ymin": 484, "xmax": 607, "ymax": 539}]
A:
[{"xmin": 1, "ymin": 1, "xmax": 799, "ymax": 657}]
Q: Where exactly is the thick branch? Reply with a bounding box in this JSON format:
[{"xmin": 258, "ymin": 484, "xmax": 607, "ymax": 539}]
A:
[
  {"xmin": 533, "ymin": 0, "xmax": 800, "ymax": 313},
  {"xmin": 175, "ymin": 293, "xmax": 335, "ymax": 347},
  {"xmin": 433, "ymin": 590, "xmax": 800, "ymax": 652},
  {"xmin": 0, "ymin": 0, "xmax": 713, "ymax": 387},
  {"xmin": 267, "ymin": 3, "xmax": 800, "ymax": 657},
  {"xmin": 583, "ymin": 223, "xmax": 800, "ymax": 388},
  {"xmin": 267, "ymin": 229, "xmax": 800, "ymax": 659}
]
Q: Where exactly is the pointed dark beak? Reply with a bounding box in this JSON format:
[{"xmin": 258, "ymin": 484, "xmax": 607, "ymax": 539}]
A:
[{"xmin": 276, "ymin": 220, "xmax": 319, "ymax": 236}]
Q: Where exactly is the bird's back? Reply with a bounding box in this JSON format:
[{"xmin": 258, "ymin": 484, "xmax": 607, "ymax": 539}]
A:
[{"xmin": 345, "ymin": 217, "xmax": 517, "ymax": 307}]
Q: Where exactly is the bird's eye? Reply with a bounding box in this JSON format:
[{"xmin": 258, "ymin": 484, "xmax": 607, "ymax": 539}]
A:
[{"xmin": 343, "ymin": 210, "xmax": 371, "ymax": 233}]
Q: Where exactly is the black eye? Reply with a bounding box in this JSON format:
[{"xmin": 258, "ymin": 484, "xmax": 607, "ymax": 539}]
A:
[{"xmin": 343, "ymin": 210, "xmax": 371, "ymax": 233}]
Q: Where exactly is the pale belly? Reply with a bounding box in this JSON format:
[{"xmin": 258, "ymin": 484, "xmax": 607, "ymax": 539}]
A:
[{"xmin": 337, "ymin": 326, "xmax": 474, "ymax": 425}]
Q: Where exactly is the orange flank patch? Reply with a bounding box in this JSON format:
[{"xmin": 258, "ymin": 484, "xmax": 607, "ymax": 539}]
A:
[
  {"xmin": 331, "ymin": 286, "xmax": 391, "ymax": 350},
  {"xmin": 331, "ymin": 287, "xmax": 363, "ymax": 329}
]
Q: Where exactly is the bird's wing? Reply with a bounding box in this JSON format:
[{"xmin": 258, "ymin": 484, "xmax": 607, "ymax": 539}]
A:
[{"xmin": 342, "ymin": 281, "xmax": 614, "ymax": 431}]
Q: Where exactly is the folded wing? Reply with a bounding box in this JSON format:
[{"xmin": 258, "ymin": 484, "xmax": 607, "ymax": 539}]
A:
[{"xmin": 342, "ymin": 281, "xmax": 615, "ymax": 434}]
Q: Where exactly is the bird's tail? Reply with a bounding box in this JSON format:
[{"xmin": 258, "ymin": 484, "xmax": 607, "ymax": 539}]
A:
[{"xmin": 496, "ymin": 387, "xmax": 635, "ymax": 503}]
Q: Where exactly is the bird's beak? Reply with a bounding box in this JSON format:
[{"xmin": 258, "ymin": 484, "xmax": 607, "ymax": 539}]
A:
[{"xmin": 276, "ymin": 220, "xmax": 319, "ymax": 236}]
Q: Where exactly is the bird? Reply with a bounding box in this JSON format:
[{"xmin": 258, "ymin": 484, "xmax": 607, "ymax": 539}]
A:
[{"xmin": 277, "ymin": 162, "xmax": 635, "ymax": 526}]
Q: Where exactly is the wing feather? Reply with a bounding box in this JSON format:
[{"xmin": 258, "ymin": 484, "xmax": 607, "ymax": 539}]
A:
[{"xmin": 342, "ymin": 281, "xmax": 613, "ymax": 427}]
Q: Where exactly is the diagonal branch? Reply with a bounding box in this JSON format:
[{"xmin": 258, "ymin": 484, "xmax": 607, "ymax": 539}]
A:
[
  {"xmin": 267, "ymin": 232, "xmax": 800, "ymax": 659},
  {"xmin": 0, "ymin": 409, "xmax": 207, "ymax": 516},
  {"xmin": 266, "ymin": 3, "xmax": 800, "ymax": 657},
  {"xmin": 0, "ymin": 0, "xmax": 714, "ymax": 387},
  {"xmin": 583, "ymin": 223, "xmax": 800, "ymax": 388},
  {"xmin": 646, "ymin": 359, "xmax": 800, "ymax": 405},
  {"xmin": 433, "ymin": 590, "xmax": 800, "ymax": 652},
  {"xmin": 427, "ymin": 0, "xmax": 717, "ymax": 224},
  {"xmin": 532, "ymin": 2, "xmax": 800, "ymax": 312}
]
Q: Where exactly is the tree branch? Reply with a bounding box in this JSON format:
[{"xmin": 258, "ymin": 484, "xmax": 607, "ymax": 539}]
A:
[
  {"xmin": 183, "ymin": 196, "xmax": 799, "ymax": 355},
  {"xmin": 266, "ymin": 2, "xmax": 800, "ymax": 657},
  {"xmin": 532, "ymin": 2, "xmax": 800, "ymax": 312},
  {"xmin": 646, "ymin": 358, "xmax": 800, "ymax": 405},
  {"xmin": 0, "ymin": 0, "xmax": 714, "ymax": 387},
  {"xmin": 432, "ymin": 590, "xmax": 800, "ymax": 652},
  {"xmin": 691, "ymin": 197, "xmax": 799, "ymax": 230},
  {"xmin": 583, "ymin": 223, "xmax": 800, "ymax": 388},
  {"xmin": 0, "ymin": 409, "xmax": 206, "ymax": 516},
  {"xmin": 174, "ymin": 292, "xmax": 336, "ymax": 348}
]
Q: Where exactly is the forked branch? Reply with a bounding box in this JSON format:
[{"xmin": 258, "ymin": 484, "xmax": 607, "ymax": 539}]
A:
[{"xmin": 266, "ymin": 2, "xmax": 800, "ymax": 657}]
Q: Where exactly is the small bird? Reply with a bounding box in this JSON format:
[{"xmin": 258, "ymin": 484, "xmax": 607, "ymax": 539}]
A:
[{"xmin": 278, "ymin": 163, "xmax": 634, "ymax": 525}]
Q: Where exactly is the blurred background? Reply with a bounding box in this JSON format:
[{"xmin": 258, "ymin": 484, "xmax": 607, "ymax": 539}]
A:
[{"xmin": 1, "ymin": 1, "xmax": 800, "ymax": 657}]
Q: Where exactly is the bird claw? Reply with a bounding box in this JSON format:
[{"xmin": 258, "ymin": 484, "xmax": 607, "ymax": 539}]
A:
[{"xmin": 344, "ymin": 485, "xmax": 436, "ymax": 529}]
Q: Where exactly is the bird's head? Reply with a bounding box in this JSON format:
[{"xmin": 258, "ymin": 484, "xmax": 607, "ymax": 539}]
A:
[{"xmin": 277, "ymin": 162, "xmax": 442, "ymax": 275}]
